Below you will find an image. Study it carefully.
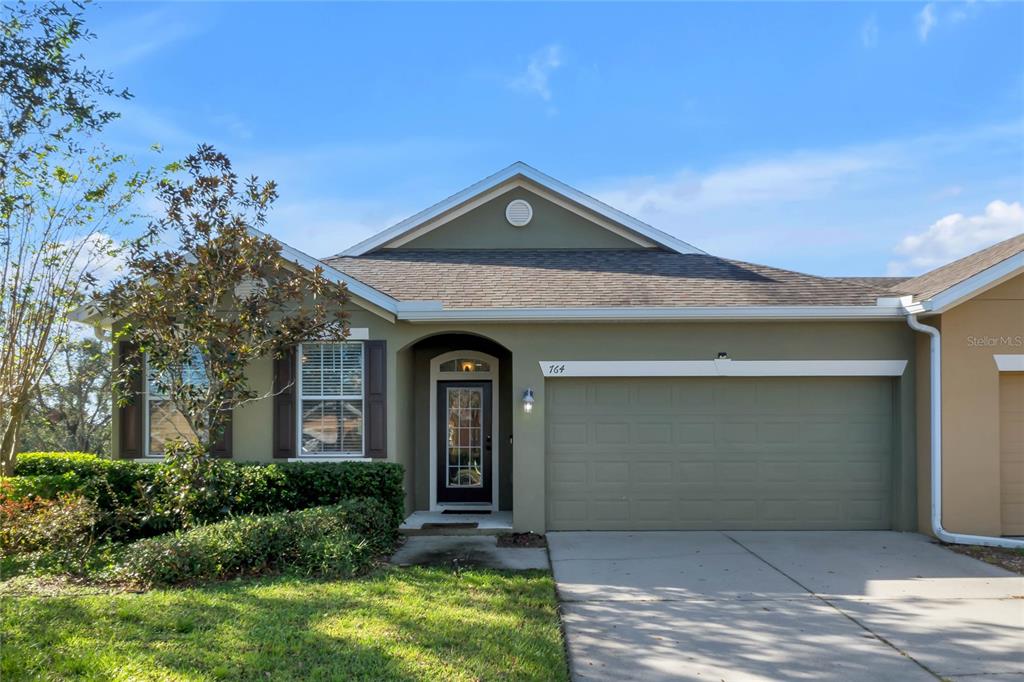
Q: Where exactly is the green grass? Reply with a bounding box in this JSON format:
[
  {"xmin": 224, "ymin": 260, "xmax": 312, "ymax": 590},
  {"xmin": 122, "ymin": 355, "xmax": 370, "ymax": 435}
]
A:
[{"xmin": 0, "ymin": 567, "xmax": 568, "ymax": 681}]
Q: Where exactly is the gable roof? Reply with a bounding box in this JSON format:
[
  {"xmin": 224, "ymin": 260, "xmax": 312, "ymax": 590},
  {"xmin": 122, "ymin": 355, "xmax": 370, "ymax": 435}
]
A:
[
  {"xmin": 325, "ymin": 249, "xmax": 891, "ymax": 314},
  {"xmin": 893, "ymin": 233, "xmax": 1024, "ymax": 313},
  {"xmin": 336, "ymin": 162, "xmax": 705, "ymax": 257}
]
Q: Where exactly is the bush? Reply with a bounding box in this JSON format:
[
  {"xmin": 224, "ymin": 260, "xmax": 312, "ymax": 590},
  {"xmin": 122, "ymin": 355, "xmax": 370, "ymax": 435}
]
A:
[
  {"xmin": 114, "ymin": 498, "xmax": 397, "ymax": 586},
  {"xmin": 0, "ymin": 489, "xmax": 101, "ymax": 575},
  {"xmin": 1, "ymin": 472, "xmax": 83, "ymax": 500},
  {"xmin": 12, "ymin": 452, "xmax": 405, "ymax": 539}
]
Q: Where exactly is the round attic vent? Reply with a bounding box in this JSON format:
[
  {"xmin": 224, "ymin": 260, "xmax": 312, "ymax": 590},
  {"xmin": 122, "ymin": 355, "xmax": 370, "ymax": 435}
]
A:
[{"xmin": 505, "ymin": 199, "xmax": 533, "ymax": 227}]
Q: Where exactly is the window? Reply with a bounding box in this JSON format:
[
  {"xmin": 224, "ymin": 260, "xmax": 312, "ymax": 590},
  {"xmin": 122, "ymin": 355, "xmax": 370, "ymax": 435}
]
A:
[
  {"xmin": 439, "ymin": 358, "xmax": 491, "ymax": 373},
  {"xmin": 146, "ymin": 348, "xmax": 207, "ymax": 456},
  {"xmin": 299, "ymin": 342, "xmax": 364, "ymax": 456}
]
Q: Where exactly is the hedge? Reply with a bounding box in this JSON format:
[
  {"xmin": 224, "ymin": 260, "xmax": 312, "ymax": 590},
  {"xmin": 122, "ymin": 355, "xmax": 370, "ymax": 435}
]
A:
[
  {"xmin": 113, "ymin": 498, "xmax": 397, "ymax": 586},
  {"xmin": 10, "ymin": 453, "xmax": 405, "ymax": 540}
]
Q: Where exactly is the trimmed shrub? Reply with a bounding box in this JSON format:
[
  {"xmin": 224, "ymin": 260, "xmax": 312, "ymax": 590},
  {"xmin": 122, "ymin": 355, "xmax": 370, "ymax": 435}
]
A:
[
  {"xmin": 14, "ymin": 452, "xmax": 159, "ymax": 538},
  {"xmin": 11, "ymin": 453, "xmax": 405, "ymax": 540},
  {"xmin": 0, "ymin": 490, "xmax": 101, "ymax": 575},
  {"xmin": 114, "ymin": 498, "xmax": 397, "ymax": 586},
  {"xmin": 0, "ymin": 472, "xmax": 83, "ymax": 500}
]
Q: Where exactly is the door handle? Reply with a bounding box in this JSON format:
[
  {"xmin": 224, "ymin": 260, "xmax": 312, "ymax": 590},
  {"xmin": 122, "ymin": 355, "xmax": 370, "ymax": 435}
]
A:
[{"xmin": 485, "ymin": 435, "xmax": 492, "ymax": 452}]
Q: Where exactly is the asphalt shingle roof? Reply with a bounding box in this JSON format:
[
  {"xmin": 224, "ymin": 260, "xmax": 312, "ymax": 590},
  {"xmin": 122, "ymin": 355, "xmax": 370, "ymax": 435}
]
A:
[
  {"xmin": 324, "ymin": 250, "xmax": 884, "ymax": 309},
  {"xmin": 831, "ymin": 277, "xmax": 910, "ymax": 291},
  {"xmin": 889, "ymin": 233, "xmax": 1024, "ymax": 301}
]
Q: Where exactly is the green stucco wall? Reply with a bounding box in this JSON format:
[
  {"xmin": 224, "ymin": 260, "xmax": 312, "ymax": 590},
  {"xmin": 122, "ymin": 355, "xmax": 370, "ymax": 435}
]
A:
[
  {"xmin": 395, "ymin": 186, "xmax": 647, "ymax": 250},
  {"xmin": 113, "ymin": 305, "xmax": 918, "ymax": 534}
]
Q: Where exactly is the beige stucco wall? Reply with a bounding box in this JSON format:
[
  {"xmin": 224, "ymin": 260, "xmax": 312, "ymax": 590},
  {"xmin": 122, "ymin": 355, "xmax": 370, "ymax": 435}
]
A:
[
  {"xmin": 917, "ymin": 274, "xmax": 1024, "ymax": 537},
  {"xmin": 114, "ymin": 305, "xmax": 919, "ymax": 533}
]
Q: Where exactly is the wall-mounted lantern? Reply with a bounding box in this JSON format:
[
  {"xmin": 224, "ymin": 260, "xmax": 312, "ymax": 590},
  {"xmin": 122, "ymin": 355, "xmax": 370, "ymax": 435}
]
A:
[{"xmin": 522, "ymin": 388, "xmax": 535, "ymax": 414}]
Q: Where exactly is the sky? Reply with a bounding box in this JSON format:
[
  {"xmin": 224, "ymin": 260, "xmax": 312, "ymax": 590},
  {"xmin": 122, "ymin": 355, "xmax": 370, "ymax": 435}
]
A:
[{"xmin": 84, "ymin": 1, "xmax": 1024, "ymax": 277}]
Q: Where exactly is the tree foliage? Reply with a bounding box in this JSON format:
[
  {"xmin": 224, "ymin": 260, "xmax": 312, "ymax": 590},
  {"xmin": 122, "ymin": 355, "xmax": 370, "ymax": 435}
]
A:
[
  {"xmin": 18, "ymin": 337, "xmax": 112, "ymax": 456},
  {"xmin": 102, "ymin": 145, "xmax": 349, "ymax": 461},
  {"xmin": 0, "ymin": 0, "xmax": 152, "ymax": 475}
]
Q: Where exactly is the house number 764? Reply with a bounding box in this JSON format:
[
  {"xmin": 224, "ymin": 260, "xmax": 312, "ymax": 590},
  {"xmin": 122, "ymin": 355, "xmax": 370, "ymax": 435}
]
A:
[{"xmin": 548, "ymin": 364, "xmax": 566, "ymax": 374}]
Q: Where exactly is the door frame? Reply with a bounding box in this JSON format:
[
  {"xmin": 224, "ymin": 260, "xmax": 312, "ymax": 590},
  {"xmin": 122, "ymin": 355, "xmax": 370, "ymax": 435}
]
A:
[{"xmin": 429, "ymin": 350, "xmax": 500, "ymax": 511}]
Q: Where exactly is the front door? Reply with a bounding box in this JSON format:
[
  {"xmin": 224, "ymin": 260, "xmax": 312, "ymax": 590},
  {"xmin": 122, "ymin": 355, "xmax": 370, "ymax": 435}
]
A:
[{"xmin": 436, "ymin": 381, "xmax": 493, "ymax": 505}]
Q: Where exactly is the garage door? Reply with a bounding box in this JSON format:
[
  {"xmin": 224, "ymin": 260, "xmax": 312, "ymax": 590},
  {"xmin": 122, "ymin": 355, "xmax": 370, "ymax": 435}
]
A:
[
  {"xmin": 546, "ymin": 377, "xmax": 894, "ymax": 531},
  {"xmin": 1000, "ymin": 373, "xmax": 1024, "ymax": 536}
]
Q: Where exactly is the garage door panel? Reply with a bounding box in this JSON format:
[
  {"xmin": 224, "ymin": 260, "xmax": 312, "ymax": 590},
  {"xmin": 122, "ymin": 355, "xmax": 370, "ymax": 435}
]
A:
[{"xmin": 546, "ymin": 377, "xmax": 894, "ymax": 531}]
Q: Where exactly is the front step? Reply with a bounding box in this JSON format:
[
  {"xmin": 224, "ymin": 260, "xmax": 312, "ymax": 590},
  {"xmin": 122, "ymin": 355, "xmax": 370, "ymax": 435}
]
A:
[{"xmin": 400, "ymin": 510, "xmax": 513, "ymax": 537}]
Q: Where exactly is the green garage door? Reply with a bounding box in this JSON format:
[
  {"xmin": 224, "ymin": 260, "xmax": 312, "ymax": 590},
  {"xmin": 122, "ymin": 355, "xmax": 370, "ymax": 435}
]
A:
[{"xmin": 545, "ymin": 377, "xmax": 894, "ymax": 531}]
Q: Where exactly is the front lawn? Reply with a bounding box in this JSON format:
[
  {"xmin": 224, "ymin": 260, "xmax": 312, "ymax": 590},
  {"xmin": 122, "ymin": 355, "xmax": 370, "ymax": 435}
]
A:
[{"xmin": 1, "ymin": 567, "xmax": 567, "ymax": 681}]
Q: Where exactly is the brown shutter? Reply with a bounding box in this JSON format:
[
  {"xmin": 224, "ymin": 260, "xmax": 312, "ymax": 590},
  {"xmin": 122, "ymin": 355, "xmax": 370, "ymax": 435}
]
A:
[
  {"xmin": 210, "ymin": 410, "xmax": 233, "ymax": 458},
  {"xmin": 364, "ymin": 340, "xmax": 387, "ymax": 459},
  {"xmin": 117, "ymin": 341, "xmax": 144, "ymax": 458},
  {"xmin": 273, "ymin": 347, "xmax": 296, "ymax": 459}
]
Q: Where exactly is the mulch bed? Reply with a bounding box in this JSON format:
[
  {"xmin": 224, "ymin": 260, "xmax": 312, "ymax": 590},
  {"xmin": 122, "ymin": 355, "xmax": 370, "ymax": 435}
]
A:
[
  {"xmin": 947, "ymin": 544, "xmax": 1024, "ymax": 575},
  {"xmin": 496, "ymin": 532, "xmax": 547, "ymax": 548}
]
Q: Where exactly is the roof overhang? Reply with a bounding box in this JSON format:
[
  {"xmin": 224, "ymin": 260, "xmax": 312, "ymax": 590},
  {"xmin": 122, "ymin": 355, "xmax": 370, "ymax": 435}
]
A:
[
  {"xmin": 337, "ymin": 162, "xmax": 705, "ymax": 257},
  {"xmin": 393, "ymin": 304, "xmax": 908, "ymax": 323},
  {"xmin": 904, "ymin": 250, "xmax": 1024, "ymax": 315}
]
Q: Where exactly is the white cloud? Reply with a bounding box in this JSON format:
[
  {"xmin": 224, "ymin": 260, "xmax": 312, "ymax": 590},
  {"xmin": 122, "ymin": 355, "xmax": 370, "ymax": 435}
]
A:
[
  {"xmin": 887, "ymin": 200, "xmax": 1024, "ymax": 275},
  {"xmin": 596, "ymin": 147, "xmax": 886, "ymax": 217},
  {"xmin": 509, "ymin": 44, "xmax": 564, "ymax": 101},
  {"xmin": 861, "ymin": 15, "xmax": 879, "ymax": 48},
  {"xmin": 586, "ymin": 121, "xmax": 1022, "ymax": 272},
  {"xmin": 917, "ymin": 3, "xmax": 937, "ymax": 42}
]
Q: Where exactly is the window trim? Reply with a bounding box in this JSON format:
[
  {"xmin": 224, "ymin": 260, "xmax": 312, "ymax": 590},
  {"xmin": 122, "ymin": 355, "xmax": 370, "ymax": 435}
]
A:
[{"xmin": 295, "ymin": 341, "xmax": 366, "ymax": 459}]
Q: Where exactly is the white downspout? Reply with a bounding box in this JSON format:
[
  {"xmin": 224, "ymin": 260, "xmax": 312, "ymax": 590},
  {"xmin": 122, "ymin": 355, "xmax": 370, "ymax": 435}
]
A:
[{"xmin": 906, "ymin": 313, "xmax": 1024, "ymax": 549}]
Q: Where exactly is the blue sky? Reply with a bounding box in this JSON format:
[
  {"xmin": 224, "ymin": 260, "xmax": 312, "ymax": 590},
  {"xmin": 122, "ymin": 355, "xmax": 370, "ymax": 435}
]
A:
[{"xmin": 87, "ymin": 1, "xmax": 1023, "ymax": 276}]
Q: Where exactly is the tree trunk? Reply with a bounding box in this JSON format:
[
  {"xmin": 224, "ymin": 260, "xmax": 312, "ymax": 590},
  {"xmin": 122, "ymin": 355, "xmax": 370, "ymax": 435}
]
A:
[{"xmin": 0, "ymin": 401, "xmax": 25, "ymax": 476}]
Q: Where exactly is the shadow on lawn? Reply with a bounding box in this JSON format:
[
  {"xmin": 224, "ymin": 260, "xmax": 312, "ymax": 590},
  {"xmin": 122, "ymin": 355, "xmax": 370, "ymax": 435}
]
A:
[{"xmin": 1, "ymin": 567, "xmax": 567, "ymax": 682}]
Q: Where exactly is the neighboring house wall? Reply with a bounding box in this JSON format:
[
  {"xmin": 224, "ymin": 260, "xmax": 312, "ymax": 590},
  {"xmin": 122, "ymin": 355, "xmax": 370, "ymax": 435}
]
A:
[
  {"xmin": 917, "ymin": 274, "xmax": 1024, "ymax": 537},
  {"xmin": 393, "ymin": 187, "xmax": 648, "ymax": 250}
]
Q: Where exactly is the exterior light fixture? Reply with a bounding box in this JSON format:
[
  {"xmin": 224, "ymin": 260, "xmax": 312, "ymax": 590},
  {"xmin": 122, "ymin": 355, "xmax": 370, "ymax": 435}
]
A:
[
  {"xmin": 522, "ymin": 388, "xmax": 535, "ymax": 414},
  {"xmin": 717, "ymin": 351, "xmax": 729, "ymax": 359}
]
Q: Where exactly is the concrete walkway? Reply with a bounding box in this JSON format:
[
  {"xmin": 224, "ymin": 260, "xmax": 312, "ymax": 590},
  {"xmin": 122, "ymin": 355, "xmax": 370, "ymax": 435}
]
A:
[
  {"xmin": 548, "ymin": 531, "xmax": 1024, "ymax": 681},
  {"xmin": 390, "ymin": 536, "xmax": 549, "ymax": 570}
]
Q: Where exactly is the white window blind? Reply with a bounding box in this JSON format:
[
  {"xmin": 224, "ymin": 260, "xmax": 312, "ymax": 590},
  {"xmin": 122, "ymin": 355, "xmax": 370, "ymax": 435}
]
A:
[{"xmin": 299, "ymin": 342, "xmax": 364, "ymax": 456}]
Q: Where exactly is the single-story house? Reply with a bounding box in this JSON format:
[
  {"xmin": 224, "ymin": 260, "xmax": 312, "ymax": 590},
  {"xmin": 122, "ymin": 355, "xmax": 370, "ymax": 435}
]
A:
[{"xmin": 102, "ymin": 162, "xmax": 1024, "ymax": 537}]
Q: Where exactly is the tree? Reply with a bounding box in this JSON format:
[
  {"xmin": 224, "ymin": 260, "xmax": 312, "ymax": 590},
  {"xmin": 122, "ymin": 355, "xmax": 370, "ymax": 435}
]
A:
[
  {"xmin": 0, "ymin": 1, "xmax": 151, "ymax": 475},
  {"xmin": 18, "ymin": 336, "xmax": 112, "ymax": 456},
  {"xmin": 102, "ymin": 144, "xmax": 349, "ymax": 462}
]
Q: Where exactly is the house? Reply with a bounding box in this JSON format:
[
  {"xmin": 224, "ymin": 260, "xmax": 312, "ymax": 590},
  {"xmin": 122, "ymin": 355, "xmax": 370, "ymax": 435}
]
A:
[{"xmin": 104, "ymin": 162, "xmax": 1024, "ymax": 537}]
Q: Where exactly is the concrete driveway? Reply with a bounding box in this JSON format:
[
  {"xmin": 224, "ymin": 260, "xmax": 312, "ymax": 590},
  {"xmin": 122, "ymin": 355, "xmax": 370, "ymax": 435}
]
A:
[{"xmin": 548, "ymin": 531, "xmax": 1023, "ymax": 681}]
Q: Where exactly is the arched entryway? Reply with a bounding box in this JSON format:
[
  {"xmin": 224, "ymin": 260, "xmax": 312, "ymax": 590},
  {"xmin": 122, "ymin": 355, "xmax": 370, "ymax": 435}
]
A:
[{"xmin": 405, "ymin": 333, "xmax": 513, "ymax": 512}]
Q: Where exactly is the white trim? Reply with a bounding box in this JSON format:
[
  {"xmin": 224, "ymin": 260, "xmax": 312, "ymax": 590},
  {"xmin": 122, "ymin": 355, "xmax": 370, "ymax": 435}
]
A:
[
  {"xmin": 428, "ymin": 350, "xmax": 500, "ymax": 513},
  {"xmin": 398, "ymin": 305, "xmax": 907, "ymax": 323},
  {"xmin": 347, "ymin": 327, "xmax": 370, "ymax": 341},
  {"xmin": 339, "ymin": 162, "xmax": 704, "ymax": 256},
  {"xmin": 286, "ymin": 457, "xmax": 374, "ymax": 463},
  {"xmin": 539, "ymin": 359, "xmax": 908, "ymax": 378},
  {"xmin": 908, "ymin": 251, "xmax": 1024, "ymax": 315},
  {"xmin": 995, "ymin": 354, "xmax": 1024, "ymax": 372}
]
